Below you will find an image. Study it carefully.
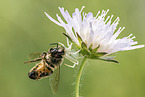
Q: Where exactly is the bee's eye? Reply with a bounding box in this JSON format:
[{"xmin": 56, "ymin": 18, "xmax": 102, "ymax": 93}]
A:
[
  {"xmin": 50, "ymin": 48, "xmax": 57, "ymax": 53},
  {"xmin": 50, "ymin": 48, "xmax": 53, "ymax": 52}
]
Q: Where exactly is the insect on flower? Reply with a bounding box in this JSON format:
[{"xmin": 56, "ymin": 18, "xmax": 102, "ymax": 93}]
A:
[
  {"xmin": 25, "ymin": 43, "xmax": 65, "ymax": 94},
  {"xmin": 44, "ymin": 6, "xmax": 145, "ymax": 97}
]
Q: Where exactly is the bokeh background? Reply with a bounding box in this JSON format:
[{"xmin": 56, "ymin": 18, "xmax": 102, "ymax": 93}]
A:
[{"xmin": 0, "ymin": 0, "xmax": 145, "ymax": 97}]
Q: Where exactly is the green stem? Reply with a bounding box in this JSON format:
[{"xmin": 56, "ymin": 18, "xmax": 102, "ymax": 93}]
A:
[{"xmin": 75, "ymin": 56, "xmax": 87, "ymax": 97}]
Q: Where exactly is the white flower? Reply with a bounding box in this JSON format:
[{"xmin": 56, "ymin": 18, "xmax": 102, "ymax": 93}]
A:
[{"xmin": 44, "ymin": 6, "xmax": 144, "ymax": 63}]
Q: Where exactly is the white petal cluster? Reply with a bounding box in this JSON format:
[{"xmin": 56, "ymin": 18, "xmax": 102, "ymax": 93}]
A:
[{"xmin": 45, "ymin": 6, "xmax": 144, "ymax": 54}]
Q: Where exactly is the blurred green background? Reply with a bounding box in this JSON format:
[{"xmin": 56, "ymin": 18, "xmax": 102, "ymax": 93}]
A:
[{"xmin": 0, "ymin": 0, "xmax": 145, "ymax": 97}]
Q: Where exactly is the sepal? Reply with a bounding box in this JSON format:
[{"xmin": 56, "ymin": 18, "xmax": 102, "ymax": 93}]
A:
[
  {"xmin": 81, "ymin": 42, "xmax": 90, "ymax": 55},
  {"xmin": 76, "ymin": 33, "xmax": 82, "ymax": 44},
  {"xmin": 89, "ymin": 44, "xmax": 100, "ymax": 53},
  {"xmin": 98, "ymin": 57, "xmax": 119, "ymax": 64},
  {"xmin": 63, "ymin": 33, "xmax": 74, "ymax": 44}
]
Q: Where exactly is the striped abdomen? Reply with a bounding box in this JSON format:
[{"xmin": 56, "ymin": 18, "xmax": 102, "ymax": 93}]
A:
[{"xmin": 28, "ymin": 60, "xmax": 55, "ymax": 80}]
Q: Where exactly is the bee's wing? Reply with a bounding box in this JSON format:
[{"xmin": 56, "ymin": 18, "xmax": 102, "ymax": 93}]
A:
[
  {"xmin": 28, "ymin": 53, "xmax": 41, "ymax": 60},
  {"xmin": 49, "ymin": 65, "xmax": 60, "ymax": 94}
]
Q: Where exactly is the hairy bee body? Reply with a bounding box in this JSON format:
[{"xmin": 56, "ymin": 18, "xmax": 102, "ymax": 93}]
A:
[{"xmin": 25, "ymin": 46, "xmax": 65, "ymax": 80}]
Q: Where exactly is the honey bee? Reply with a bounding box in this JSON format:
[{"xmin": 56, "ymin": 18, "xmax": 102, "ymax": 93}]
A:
[{"xmin": 25, "ymin": 43, "xmax": 65, "ymax": 94}]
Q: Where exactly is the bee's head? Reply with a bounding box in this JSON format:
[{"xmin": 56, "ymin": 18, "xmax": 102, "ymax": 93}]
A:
[{"xmin": 49, "ymin": 43, "xmax": 65, "ymax": 58}]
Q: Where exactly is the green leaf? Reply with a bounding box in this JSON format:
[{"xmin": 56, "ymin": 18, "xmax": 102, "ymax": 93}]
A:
[
  {"xmin": 76, "ymin": 33, "xmax": 82, "ymax": 44},
  {"xmin": 95, "ymin": 52, "xmax": 107, "ymax": 56},
  {"xmin": 63, "ymin": 33, "xmax": 81, "ymax": 48},
  {"xmin": 99, "ymin": 58, "xmax": 119, "ymax": 64},
  {"xmin": 100, "ymin": 56, "xmax": 115, "ymax": 60},
  {"xmin": 63, "ymin": 33, "xmax": 74, "ymax": 43},
  {"xmin": 88, "ymin": 44, "xmax": 93, "ymax": 52},
  {"xmin": 91, "ymin": 45, "xmax": 100, "ymax": 53},
  {"xmin": 88, "ymin": 55, "xmax": 119, "ymax": 64},
  {"xmin": 87, "ymin": 55, "xmax": 99, "ymax": 59},
  {"xmin": 81, "ymin": 42, "xmax": 90, "ymax": 55},
  {"xmin": 81, "ymin": 42, "xmax": 87, "ymax": 49},
  {"xmin": 87, "ymin": 52, "xmax": 107, "ymax": 59}
]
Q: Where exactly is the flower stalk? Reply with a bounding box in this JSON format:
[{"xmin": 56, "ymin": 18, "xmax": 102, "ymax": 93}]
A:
[{"xmin": 75, "ymin": 56, "xmax": 87, "ymax": 97}]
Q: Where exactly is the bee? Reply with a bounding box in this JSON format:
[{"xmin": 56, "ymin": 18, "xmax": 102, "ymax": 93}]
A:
[{"xmin": 24, "ymin": 43, "xmax": 65, "ymax": 94}]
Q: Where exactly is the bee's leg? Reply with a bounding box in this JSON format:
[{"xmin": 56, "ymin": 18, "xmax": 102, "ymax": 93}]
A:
[{"xmin": 24, "ymin": 58, "xmax": 42, "ymax": 64}]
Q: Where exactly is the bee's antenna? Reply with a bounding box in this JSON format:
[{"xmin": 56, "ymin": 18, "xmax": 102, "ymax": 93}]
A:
[{"xmin": 50, "ymin": 43, "xmax": 58, "ymax": 48}]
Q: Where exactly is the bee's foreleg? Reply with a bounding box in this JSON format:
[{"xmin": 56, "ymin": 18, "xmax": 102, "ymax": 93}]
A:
[{"xmin": 24, "ymin": 58, "xmax": 42, "ymax": 64}]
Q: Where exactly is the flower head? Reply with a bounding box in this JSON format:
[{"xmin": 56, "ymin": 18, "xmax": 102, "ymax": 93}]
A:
[{"xmin": 45, "ymin": 6, "xmax": 144, "ymax": 63}]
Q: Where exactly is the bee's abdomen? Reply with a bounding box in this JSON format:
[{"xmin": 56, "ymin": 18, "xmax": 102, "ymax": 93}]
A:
[
  {"xmin": 45, "ymin": 60, "xmax": 55, "ymax": 68},
  {"xmin": 28, "ymin": 69, "xmax": 53, "ymax": 80},
  {"xmin": 39, "ymin": 72, "xmax": 51, "ymax": 77},
  {"xmin": 28, "ymin": 71, "xmax": 38, "ymax": 80}
]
